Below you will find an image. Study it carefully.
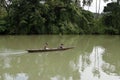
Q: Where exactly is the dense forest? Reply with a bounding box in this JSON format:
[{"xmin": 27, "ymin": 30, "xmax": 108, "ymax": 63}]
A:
[{"xmin": 0, "ymin": 0, "xmax": 120, "ymax": 35}]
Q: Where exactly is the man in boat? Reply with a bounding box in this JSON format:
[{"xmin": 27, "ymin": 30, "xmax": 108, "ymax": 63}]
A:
[
  {"xmin": 59, "ymin": 44, "xmax": 64, "ymax": 49},
  {"xmin": 44, "ymin": 43, "xmax": 49, "ymax": 50}
]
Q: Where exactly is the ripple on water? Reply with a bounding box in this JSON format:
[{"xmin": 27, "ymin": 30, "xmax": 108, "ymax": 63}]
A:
[{"xmin": 0, "ymin": 49, "xmax": 28, "ymax": 56}]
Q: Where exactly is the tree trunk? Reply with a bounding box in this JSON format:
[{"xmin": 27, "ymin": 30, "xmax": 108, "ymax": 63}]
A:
[
  {"xmin": 117, "ymin": 0, "xmax": 120, "ymax": 4},
  {"xmin": 96, "ymin": 0, "xmax": 98, "ymax": 13},
  {"xmin": 98, "ymin": 0, "xmax": 101, "ymax": 14}
]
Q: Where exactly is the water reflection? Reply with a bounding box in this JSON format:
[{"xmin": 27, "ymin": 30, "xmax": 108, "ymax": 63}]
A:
[
  {"xmin": 51, "ymin": 75, "xmax": 73, "ymax": 80},
  {"xmin": 3, "ymin": 73, "xmax": 28, "ymax": 80},
  {"xmin": 78, "ymin": 46, "xmax": 120, "ymax": 80},
  {"xmin": 3, "ymin": 57, "xmax": 11, "ymax": 69}
]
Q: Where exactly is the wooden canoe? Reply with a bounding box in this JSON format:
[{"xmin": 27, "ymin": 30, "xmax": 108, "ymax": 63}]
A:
[{"xmin": 27, "ymin": 47, "xmax": 74, "ymax": 53}]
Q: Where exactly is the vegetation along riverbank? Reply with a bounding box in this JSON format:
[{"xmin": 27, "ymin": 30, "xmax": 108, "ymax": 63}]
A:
[{"xmin": 0, "ymin": 0, "xmax": 120, "ymax": 35}]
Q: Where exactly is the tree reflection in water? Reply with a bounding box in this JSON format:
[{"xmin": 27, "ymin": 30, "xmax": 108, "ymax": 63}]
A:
[
  {"xmin": 78, "ymin": 46, "xmax": 120, "ymax": 80},
  {"xmin": 3, "ymin": 73, "xmax": 28, "ymax": 80}
]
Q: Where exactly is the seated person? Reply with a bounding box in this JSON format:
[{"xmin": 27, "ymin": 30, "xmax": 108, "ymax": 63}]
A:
[
  {"xmin": 59, "ymin": 44, "xmax": 64, "ymax": 49},
  {"xmin": 44, "ymin": 43, "xmax": 49, "ymax": 50}
]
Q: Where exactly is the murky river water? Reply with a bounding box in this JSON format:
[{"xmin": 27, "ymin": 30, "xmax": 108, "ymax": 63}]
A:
[{"xmin": 0, "ymin": 35, "xmax": 120, "ymax": 80}]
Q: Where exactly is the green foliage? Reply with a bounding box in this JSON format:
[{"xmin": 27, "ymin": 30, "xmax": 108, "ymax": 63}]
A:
[
  {"xmin": 102, "ymin": 2, "xmax": 120, "ymax": 34},
  {"xmin": 0, "ymin": 20, "xmax": 6, "ymax": 33},
  {"xmin": 0, "ymin": 0, "xmax": 95, "ymax": 34},
  {"xmin": 2, "ymin": 0, "xmax": 120, "ymax": 35},
  {"xmin": 0, "ymin": 7, "xmax": 7, "ymax": 34},
  {"xmin": 93, "ymin": 18, "xmax": 105, "ymax": 34}
]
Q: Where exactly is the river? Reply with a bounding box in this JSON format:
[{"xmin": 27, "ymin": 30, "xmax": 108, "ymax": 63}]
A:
[{"xmin": 0, "ymin": 35, "xmax": 120, "ymax": 80}]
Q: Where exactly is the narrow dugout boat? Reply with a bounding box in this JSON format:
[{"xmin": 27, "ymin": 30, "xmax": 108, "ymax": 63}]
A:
[{"xmin": 27, "ymin": 47, "xmax": 74, "ymax": 53}]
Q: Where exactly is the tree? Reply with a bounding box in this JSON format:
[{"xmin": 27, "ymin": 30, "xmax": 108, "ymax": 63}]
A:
[
  {"xmin": 0, "ymin": 0, "xmax": 12, "ymax": 16},
  {"xmin": 0, "ymin": 0, "xmax": 95, "ymax": 34},
  {"xmin": 102, "ymin": 2, "xmax": 120, "ymax": 34}
]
